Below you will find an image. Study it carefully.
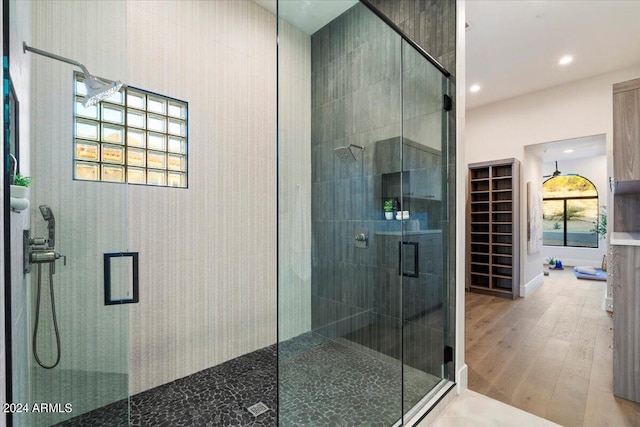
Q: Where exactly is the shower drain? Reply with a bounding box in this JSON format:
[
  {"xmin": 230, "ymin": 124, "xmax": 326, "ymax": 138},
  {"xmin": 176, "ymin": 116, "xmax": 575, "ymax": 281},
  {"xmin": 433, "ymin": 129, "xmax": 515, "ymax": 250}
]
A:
[{"xmin": 247, "ymin": 401, "xmax": 270, "ymax": 417}]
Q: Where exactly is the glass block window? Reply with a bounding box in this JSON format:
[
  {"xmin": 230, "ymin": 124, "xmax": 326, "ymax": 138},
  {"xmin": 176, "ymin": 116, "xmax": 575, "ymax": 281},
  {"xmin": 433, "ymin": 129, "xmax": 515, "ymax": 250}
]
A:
[{"xmin": 73, "ymin": 72, "xmax": 188, "ymax": 188}]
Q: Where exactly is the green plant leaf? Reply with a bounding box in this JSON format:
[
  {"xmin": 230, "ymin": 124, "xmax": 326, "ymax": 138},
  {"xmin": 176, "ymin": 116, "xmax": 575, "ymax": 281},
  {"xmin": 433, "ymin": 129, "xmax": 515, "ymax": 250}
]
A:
[{"xmin": 13, "ymin": 174, "xmax": 32, "ymax": 187}]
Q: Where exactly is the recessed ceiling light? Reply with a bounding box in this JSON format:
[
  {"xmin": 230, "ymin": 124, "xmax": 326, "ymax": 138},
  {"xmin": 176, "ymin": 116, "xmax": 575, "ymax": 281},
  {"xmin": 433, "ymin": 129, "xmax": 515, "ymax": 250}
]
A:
[
  {"xmin": 559, "ymin": 55, "xmax": 573, "ymax": 65},
  {"xmin": 469, "ymin": 84, "xmax": 481, "ymax": 93},
  {"xmin": 563, "ymin": 149, "xmax": 574, "ymax": 153}
]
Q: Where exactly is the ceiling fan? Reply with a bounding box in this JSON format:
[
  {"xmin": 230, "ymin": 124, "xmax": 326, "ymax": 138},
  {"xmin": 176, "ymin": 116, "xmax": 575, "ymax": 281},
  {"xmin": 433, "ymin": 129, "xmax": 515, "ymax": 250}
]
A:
[{"xmin": 543, "ymin": 161, "xmax": 578, "ymax": 178}]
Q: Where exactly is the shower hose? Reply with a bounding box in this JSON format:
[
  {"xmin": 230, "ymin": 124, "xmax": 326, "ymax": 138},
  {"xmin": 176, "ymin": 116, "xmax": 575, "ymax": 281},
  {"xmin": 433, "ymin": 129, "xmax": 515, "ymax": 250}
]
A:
[{"xmin": 33, "ymin": 262, "xmax": 61, "ymax": 369}]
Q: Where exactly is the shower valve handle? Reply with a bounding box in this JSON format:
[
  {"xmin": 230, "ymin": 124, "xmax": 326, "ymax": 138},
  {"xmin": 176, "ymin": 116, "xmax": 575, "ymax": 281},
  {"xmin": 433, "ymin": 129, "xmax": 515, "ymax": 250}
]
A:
[
  {"xmin": 30, "ymin": 250, "xmax": 66, "ymax": 274},
  {"xmin": 30, "ymin": 237, "xmax": 49, "ymax": 246}
]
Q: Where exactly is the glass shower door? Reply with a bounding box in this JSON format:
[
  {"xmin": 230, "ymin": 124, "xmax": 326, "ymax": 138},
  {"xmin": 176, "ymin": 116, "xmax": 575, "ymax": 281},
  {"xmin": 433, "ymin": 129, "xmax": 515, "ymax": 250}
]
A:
[
  {"xmin": 401, "ymin": 39, "xmax": 452, "ymax": 415},
  {"xmin": 277, "ymin": 1, "xmax": 454, "ymax": 425},
  {"xmin": 277, "ymin": 2, "xmax": 405, "ymax": 425},
  {"xmin": 7, "ymin": 0, "xmax": 131, "ymax": 425}
]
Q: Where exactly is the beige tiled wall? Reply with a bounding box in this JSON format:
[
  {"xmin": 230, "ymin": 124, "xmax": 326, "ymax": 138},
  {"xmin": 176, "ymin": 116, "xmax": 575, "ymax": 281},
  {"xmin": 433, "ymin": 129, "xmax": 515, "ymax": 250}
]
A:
[
  {"xmin": 25, "ymin": 0, "xmax": 291, "ymax": 396},
  {"xmin": 125, "ymin": 1, "xmax": 279, "ymax": 394}
]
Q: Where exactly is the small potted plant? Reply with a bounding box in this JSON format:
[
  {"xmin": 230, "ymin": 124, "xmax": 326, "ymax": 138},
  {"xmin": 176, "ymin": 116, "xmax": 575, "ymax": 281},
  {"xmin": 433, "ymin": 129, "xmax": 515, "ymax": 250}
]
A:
[
  {"xmin": 10, "ymin": 173, "xmax": 32, "ymax": 199},
  {"xmin": 383, "ymin": 199, "xmax": 394, "ymax": 220},
  {"xmin": 546, "ymin": 257, "xmax": 556, "ymax": 269},
  {"xmin": 591, "ymin": 207, "xmax": 607, "ymax": 240}
]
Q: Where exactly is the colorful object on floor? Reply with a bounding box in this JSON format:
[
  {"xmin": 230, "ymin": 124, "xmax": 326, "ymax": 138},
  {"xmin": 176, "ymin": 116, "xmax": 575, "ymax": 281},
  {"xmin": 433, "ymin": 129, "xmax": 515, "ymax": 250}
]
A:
[
  {"xmin": 555, "ymin": 260, "xmax": 563, "ymax": 269},
  {"xmin": 573, "ymin": 266, "xmax": 607, "ymax": 281}
]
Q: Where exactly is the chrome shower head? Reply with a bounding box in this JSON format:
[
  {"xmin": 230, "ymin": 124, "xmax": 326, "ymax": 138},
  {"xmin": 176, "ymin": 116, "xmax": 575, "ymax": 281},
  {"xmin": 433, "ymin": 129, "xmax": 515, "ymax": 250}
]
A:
[
  {"xmin": 82, "ymin": 75, "xmax": 123, "ymax": 107},
  {"xmin": 23, "ymin": 42, "xmax": 124, "ymax": 107},
  {"xmin": 333, "ymin": 144, "xmax": 364, "ymax": 162},
  {"xmin": 334, "ymin": 146, "xmax": 356, "ymax": 162}
]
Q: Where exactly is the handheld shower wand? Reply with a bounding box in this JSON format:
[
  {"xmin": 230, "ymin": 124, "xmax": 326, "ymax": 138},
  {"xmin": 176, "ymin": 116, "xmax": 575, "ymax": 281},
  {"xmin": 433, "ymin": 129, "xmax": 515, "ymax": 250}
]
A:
[
  {"xmin": 30, "ymin": 205, "xmax": 63, "ymax": 369},
  {"xmin": 39, "ymin": 205, "xmax": 55, "ymax": 249}
]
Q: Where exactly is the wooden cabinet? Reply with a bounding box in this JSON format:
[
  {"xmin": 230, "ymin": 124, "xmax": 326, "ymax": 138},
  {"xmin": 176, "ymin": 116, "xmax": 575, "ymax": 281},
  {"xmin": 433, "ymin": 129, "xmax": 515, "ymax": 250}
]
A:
[
  {"xmin": 467, "ymin": 158, "xmax": 520, "ymax": 299},
  {"xmin": 610, "ymin": 245, "xmax": 640, "ymax": 403},
  {"xmin": 613, "ymin": 79, "xmax": 640, "ymax": 233},
  {"xmin": 613, "ymin": 78, "xmax": 640, "ymax": 182},
  {"xmin": 611, "ymin": 77, "xmax": 640, "ymax": 404}
]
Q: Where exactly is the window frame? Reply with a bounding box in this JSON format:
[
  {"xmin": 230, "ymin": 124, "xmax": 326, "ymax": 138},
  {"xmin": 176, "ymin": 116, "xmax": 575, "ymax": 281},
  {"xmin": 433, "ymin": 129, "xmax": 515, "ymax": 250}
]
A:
[
  {"xmin": 72, "ymin": 71, "xmax": 189, "ymax": 188},
  {"xmin": 542, "ymin": 175, "xmax": 599, "ymax": 248}
]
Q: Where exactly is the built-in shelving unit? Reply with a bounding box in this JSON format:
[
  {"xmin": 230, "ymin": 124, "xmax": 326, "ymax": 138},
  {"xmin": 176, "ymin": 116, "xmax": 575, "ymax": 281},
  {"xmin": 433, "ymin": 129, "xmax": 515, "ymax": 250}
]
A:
[{"xmin": 467, "ymin": 158, "xmax": 520, "ymax": 299}]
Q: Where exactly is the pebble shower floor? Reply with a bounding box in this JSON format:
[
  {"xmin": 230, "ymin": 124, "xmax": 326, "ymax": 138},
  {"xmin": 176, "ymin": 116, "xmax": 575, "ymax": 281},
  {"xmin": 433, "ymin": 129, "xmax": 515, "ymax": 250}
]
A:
[{"xmin": 50, "ymin": 334, "xmax": 437, "ymax": 426}]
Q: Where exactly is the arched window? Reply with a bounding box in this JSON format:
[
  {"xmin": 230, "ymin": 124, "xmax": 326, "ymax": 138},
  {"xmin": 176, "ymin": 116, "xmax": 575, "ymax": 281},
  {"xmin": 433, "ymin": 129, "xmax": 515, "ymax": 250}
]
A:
[{"xmin": 542, "ymin": 175, "xmax": 599, "ymax": 248}]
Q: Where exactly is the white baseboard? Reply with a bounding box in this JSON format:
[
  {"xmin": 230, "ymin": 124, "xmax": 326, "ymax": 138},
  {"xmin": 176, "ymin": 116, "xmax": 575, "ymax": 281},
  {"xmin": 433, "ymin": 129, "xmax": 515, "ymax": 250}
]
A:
[
  {"xmin": 521, "ymin": 272, "xmax": 544, "ymax": 297},
  {"xmin": 457, "ymin": 363, "xmax": 468, "ymax": 393}
]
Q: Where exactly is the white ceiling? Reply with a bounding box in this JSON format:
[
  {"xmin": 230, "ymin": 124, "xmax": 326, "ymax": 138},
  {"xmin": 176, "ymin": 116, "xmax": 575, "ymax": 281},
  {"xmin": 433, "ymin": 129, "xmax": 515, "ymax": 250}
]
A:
[
  {"xmin": 527, "ymin": 134, "xmax": 606, "ymax": 162},
  {"xmin": 466, "ymin": 0, "xmax": 640, "ymax": 109},
  {"xmin": 253, "ymin": 0, "xmax": 358, "ymax": 34}
]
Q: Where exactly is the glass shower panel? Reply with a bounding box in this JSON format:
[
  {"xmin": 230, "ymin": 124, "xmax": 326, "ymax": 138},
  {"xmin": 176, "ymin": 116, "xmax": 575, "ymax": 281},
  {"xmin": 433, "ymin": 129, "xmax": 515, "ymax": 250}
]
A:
[
  {"xmin": 401, "ymin": 39, "xmax": 450, "ymax": 413},
  {"xmin": 8, "ymin": 0, "xmax": 131, "ymax": 425},
  {"xmin": 278, "ymin": 1, "xmax": 404, "ymax": 425}
]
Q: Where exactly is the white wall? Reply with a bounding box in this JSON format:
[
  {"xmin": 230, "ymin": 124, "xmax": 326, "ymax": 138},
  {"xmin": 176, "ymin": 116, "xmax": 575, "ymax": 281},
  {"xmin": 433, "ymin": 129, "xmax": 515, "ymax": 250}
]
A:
[
  {"xmin": 467, "ymin": 65, "xmax": 640, "ymax": 296},
  {"xmin": 542, "ymin": 154, "xmax": 607, "ymax": 267},
  {"xmin": 455, "ymin": 0, "xmax": 468, "ymax": 393},
  {"xmin": 521, "ymin": 148, "xmax": 544, "ymax": 296}
]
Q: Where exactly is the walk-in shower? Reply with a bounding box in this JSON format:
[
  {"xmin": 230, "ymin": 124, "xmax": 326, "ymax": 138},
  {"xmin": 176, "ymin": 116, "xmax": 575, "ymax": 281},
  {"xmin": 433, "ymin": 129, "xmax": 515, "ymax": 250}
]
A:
[{"xmin": 4, "ymin": 0, "xmax": 455, "ymax": 425}]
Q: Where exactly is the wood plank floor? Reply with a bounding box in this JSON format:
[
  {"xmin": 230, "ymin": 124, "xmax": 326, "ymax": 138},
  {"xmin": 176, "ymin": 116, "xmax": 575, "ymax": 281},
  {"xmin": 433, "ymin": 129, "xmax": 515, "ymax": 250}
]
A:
[{"xmin": 466, "ymin": 269, "xmax": 640, "ymax": 427}]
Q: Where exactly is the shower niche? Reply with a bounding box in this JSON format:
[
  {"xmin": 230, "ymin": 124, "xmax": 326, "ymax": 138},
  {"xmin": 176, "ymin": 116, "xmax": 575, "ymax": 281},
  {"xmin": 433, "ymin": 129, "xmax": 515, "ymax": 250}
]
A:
[{"xmin": 381, "ymin": 138, "xmax": 443, "ymax": 230}]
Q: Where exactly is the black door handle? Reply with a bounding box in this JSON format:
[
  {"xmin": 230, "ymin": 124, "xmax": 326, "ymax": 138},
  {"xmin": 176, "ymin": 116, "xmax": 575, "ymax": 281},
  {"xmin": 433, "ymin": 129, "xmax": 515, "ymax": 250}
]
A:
[{"xmin": 398, "ymin": 241, "xmax": 419, "ymax": 278}]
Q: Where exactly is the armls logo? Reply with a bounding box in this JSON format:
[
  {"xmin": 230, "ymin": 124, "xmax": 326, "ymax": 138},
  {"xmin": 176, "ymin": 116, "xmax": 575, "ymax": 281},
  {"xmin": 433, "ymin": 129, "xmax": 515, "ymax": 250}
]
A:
[{"xmin": 31, "ymin": 403, "xmax": 73, "ymax": 413}]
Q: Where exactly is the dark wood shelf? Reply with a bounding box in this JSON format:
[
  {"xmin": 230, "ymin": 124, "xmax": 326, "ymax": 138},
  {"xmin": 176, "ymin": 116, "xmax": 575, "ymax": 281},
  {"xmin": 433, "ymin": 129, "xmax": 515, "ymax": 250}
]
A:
[
  {"xmin": 467, "ymin": 159, "xmax": 520, "ymax": 300},
  {"xmin": 615, "ymin": 180, "xmax": 640, "ymax": 195},
  {"xmin": 469, "ymin": 285, "xmax": 512, "ymax": 295}
]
